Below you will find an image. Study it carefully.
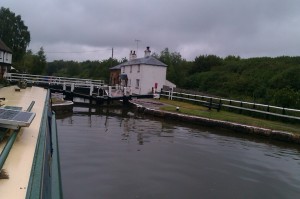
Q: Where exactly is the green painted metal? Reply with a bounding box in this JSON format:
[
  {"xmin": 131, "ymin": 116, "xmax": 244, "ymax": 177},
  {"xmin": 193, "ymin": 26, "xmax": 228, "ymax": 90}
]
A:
[
  {"xmin": 26, "ymin": 101, "xmax": 35, "ymax": 112},
  {"xmin": 51, "ymin": 112, "xmax": 64, "ymax": 199},
  {"xmin": 26, "ymin": 91, "xmax": 50, "ymax": 199},
  {"xmin": 0, "ymin": 130, "xmax": 18, "ymax": 170},
  {"xmin": 26, "ymin": 90, "xmax": 63, "ymax": 199}
]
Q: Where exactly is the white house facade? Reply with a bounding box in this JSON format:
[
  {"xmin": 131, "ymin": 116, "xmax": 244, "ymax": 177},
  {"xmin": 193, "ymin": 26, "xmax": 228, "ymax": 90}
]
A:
[
  {"xmin": 118, "ymin": 47, "xmax": 169, "ymax": 95},
  {"xmin": 0, "ymin": 39, "xmax": 12, "ymax": 78}
]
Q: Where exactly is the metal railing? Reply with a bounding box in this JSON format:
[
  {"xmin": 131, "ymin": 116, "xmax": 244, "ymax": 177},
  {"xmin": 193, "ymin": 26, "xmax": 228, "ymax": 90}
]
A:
[
  {"xmin": 4, "ymin": 72, "xmax": 105, "ymax": 87},
  {"xmin": 4, "ymin": 73, "xmax": 134, "ymax": 98},
  {"xmin": 160, "ymin": 89, "xmax": 300, "ymax": 121}
]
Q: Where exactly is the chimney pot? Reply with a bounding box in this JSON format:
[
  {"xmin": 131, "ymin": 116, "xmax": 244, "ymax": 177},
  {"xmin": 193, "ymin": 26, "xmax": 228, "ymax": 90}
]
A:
[{"xmin": 144, "ymin": 46, "xmax": 151, "ymax": 57}]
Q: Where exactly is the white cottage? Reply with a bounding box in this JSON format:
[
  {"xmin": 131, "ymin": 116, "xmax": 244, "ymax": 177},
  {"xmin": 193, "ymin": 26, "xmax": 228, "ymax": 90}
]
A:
[
  {"xmin": 0, "ymin": 39, "xmax": 12, "ymax": 79},
  {"xmin": 116, "ymin": 47, "xmax": 173, "ymax": 95}
]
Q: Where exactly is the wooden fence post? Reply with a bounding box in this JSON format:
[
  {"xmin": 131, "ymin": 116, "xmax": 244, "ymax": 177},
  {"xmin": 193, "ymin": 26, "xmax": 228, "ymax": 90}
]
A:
[{"xmin": 209, "ymin": 98, "xmax": 213, "ymax": 110}]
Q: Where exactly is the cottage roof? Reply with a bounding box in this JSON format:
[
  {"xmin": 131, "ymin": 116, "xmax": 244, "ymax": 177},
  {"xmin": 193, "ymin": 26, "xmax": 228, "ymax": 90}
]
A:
[
  {"xmin": 109, "ymin": 56, "xmax": 167, "ymax": 70},
  {"xmin": 0, "ymin": 39, "xmax": 12, "ymax": 53},
  {"xmin": 124, "ymin": 56, "xmax": 167, "ymax": 67},
  {"xmin": 109, "ymin": 64, "xmax": 123, "ymax": 70}
]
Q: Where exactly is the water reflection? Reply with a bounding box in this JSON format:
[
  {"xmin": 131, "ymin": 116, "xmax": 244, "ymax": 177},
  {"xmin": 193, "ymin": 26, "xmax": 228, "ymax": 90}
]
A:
[{"xmin": 56, "ymin": 106, "xmax": 300, "ymax": 199}]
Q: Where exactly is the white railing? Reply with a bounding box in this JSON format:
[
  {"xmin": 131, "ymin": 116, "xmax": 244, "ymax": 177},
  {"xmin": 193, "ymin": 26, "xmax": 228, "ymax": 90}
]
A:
[
  {"xmin": 4, "ymin": 73, "xmax": 133, "ymax": 98},
  {"xmin": 4, "ymin": 73, "xmax": 105, "ymax": 87},
  {"xmin": 161, "ymin": 89, "xmax": 300, "ymax": 121}
]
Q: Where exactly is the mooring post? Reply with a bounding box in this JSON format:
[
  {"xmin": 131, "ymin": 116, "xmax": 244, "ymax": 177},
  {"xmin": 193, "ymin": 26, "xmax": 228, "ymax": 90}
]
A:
[
  {"xmin": 71, "ymin": 83, "xmax": 75, "ymax": 92},
  {"xmin": 90, "ymin": 84, "xmax": 94, "ymax": 96},
  {"xmin": 109, "ymin": 86, "xmax": 112, "ymax": 97}
]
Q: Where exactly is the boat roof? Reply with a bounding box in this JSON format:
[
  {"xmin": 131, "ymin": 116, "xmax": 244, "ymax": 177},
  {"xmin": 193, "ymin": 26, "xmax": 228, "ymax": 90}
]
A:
[{"xmin": 0, "ymin": 86, "xmax": 47, "ymax": 198}]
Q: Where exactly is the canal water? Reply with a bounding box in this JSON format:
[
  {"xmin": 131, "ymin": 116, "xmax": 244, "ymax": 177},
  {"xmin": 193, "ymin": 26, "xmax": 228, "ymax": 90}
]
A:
[{"xmin": 56, "ymin": 106, "xmax": 300, "ymax": 199}]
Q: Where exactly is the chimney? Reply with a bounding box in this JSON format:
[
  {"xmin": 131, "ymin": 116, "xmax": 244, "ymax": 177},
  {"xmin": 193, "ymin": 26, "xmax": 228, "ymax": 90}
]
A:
[
  {"xmin": 132, "ymin": 51, "xmax": 137, "ymax": 59},
  {"xmin": 129, "ymin": 50, "xmax": 133, "ymax": 61},
  {"xmin": 144, "ymin": 46, "xmax": 151, "ymax": 57},
  {"xmin": 129, "ymin": 50, "xmax": 137, "ymax": 60}
]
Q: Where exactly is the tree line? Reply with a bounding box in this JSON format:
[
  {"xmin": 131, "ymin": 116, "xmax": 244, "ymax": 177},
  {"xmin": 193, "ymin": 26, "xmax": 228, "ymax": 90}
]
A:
[{"xmin": 154, "ymin": 49, "xmax": 300, "ymax": 109}]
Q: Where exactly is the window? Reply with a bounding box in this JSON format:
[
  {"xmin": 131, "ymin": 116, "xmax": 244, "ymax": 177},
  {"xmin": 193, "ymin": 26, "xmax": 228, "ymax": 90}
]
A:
[
  {"xmin": 136, "ymin": 79, "xmax": 140, "ymax": 88},
  {"xmin": 137, "ymin": 65, "xmax": 140, "ymax": 72},
  {"xmin": 128, "ymin": 79, "xmax": 131, "ymax": 86},
  {"xmin": 122, "ymin": 66, "xmax": 125, "ymax": 73},
  {"xmin": 0, "ymin": 51, "xmax": 2, "ymax": 60}
]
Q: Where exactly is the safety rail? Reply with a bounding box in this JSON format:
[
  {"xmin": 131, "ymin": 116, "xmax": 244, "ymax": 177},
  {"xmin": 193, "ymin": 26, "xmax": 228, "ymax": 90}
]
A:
[
  {"xmin": 4, "ymin": 72, "xmax": 105, "ymax": 87},
  {"xmin": 160, "ymin": 89, "xmax": 300, "ymax": 121}
]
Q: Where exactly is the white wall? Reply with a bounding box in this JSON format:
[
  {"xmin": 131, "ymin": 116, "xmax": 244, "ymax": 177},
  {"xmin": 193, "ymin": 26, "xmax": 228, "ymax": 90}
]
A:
[
  {"xmin": 0, "ymin": 50, "xmax": 12, "ymax": 64},
  {"xmin": 123, "ymin": 64, "xmax": 166, "ymax": 95}
]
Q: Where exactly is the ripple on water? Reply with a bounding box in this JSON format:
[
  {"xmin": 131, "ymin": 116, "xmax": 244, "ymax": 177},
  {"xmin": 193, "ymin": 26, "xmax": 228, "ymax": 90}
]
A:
[{"xmin": 57, "ymin": 111, "xmax": 300, "ymax": 199}]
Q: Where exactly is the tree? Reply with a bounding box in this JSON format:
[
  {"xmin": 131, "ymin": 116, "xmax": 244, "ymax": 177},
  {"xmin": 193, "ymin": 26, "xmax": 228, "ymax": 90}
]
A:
[
  {"xmin": 191, "ymin": 55, "xmax": 222, "ymax": 73},
  {"xmin": 273, "ymin": 88, "xmax": 300, "ymax": 108},
  {"xmin": 21, "ymin": 50, "xmax": 34, "ymax": 73},
  {"xmin": 155, "ymin": 48, "xmax": 189, "ymax": 87},
  {"xmin": 31, "ymin": 47, "xmax": 46, "ymax": 74},
  {"xmin": 0, "ymin": 7, "xmax": 30, "ymax": 63},
  {"xmin": 20, "ymin": 47, "xmax": 47, "ymax": 74}
]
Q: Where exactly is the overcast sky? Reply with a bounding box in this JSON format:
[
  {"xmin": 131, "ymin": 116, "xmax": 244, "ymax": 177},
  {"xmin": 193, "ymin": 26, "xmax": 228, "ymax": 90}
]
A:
[{"xmin": 1, "ymin": 0, "xmax": 300, "ymax": 61}]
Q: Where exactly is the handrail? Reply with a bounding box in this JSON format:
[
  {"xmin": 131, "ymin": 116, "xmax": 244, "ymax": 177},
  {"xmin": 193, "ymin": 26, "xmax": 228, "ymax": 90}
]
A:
[
  {"xmin": 167, "ymin": 91, "xmax": 300, "ymax": 113},
  {"xmin": 161, "ymin": 90, "xmax": 300, "ymax": 120},
  {"xmin": 5, "ymin": 72, "xmax": 105, "ymax": 86}
]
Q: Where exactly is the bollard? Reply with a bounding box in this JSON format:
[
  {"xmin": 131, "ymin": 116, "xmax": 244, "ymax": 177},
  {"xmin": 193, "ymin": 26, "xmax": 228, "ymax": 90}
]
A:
[{"xmin": 90, "ymin": 85, "xmax": 94, "ymax": 96}]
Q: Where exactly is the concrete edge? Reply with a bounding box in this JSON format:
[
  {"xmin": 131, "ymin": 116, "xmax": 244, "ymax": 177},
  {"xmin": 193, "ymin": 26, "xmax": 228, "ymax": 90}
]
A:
[{"xmin": 130, "ymin": 101, "xmax": 300, "ymax": 144}]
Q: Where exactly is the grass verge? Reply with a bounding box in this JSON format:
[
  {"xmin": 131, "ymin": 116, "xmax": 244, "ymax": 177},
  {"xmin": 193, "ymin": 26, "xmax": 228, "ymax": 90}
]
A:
[{"xmin": 157, "ymin": 98, "xmax": 300, "ymax": 135}]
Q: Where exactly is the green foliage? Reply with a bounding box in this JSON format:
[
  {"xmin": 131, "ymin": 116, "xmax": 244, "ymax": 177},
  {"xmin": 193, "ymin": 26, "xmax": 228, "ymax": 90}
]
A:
[
  {"xmin": 32, "ymin": 47, "xmax": 46, "ymax": 74},
  {"xmin": 0, "ymin": 7, "xmax": 30, "ymax": 63},
  {"xmin": 45, "ymin": 58, "xmax": 120, "ymax": 82},
  {"xmin": 152, "ymin": 49, "xmax": 300, "ymax": 109},
  {"xmin": 19, "ymin": 48, "xmax": 47, "ymax": 74},
  {"xmin": 272, "ymin": 88, "xmax": 300, "ymax": 108},
  {"xmin": 155, "ymin": 48, "xmax": 192, "ymax": 87},
  {"xmin": 182, "ymin": 55, "xmax": 300, "ymax": 109},
  {"xmin": 269, "ymin": 66, "xmax": 300, "ymax": 90},
  {"xmin": 191, "ymin": 55, "xmax": 223, "ymax": 73}
]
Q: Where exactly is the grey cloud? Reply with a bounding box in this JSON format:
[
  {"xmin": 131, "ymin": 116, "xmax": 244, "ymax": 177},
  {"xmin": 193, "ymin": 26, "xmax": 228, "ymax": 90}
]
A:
[{"xmin": 2, "ymin": 0, "xmax": 300, "ymax": 61}]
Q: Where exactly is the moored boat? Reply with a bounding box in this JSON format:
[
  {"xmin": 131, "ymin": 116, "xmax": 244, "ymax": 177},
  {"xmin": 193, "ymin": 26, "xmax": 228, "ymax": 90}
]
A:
[{"xmin": 0, "ymin": 86, "xmax": 63, "ymax": 199}]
